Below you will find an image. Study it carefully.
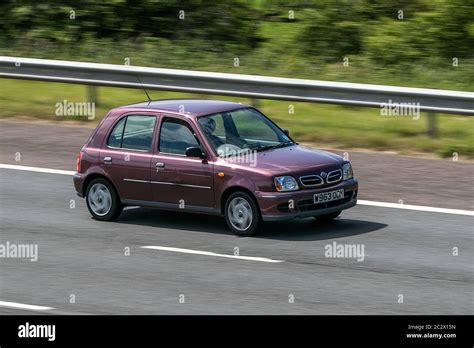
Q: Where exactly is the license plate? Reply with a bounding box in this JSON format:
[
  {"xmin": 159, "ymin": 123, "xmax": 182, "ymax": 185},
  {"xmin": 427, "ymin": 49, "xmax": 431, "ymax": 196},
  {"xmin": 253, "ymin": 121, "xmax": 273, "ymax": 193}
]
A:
[{"xmin": 314, "ymin": 189, "xmax": 344, "ymax": 204}]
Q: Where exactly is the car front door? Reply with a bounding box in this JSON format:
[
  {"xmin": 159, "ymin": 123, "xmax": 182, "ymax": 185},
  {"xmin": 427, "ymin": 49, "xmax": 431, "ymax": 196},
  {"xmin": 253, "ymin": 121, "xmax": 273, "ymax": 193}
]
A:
[
  {"xmin": 150, "ymin": 116, "xmax": 214, "ymax": 212},
  {"xmin": 99, "ymin": 113, "xmax": 158, "ymax": 202}
]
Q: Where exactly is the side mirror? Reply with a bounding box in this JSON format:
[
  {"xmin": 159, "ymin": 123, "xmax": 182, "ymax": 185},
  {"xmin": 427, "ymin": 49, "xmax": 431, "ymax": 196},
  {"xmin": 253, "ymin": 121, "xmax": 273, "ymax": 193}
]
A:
[
  {"xmin": 282, "ymin": 129, "xmax": 290, "ymax": 136},
  {"xmin": 185, "ymin": 146, "xmax": 205, "ymax": 158}
]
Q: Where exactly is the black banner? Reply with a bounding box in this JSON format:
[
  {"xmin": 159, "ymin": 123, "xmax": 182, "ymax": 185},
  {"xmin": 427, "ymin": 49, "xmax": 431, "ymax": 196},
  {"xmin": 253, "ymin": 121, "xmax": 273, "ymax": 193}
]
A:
[{"xmin": 0, "ymin": 315, "xmax": 472, "ymax": 346}]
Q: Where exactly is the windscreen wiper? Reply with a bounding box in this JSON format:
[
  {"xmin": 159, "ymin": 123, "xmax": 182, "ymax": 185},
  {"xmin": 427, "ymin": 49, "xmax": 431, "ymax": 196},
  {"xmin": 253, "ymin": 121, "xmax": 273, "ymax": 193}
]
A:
[{"xmin": 257, "ymin": 141, "xmax": 294, "ymax": 152}]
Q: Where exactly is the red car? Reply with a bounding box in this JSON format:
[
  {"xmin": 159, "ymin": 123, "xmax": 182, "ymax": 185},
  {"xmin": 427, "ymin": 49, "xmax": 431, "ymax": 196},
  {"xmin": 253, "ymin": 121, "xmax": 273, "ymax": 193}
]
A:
[{"xmin": 74, "ymin": 99, "xmax": 358, "ymax": 236}]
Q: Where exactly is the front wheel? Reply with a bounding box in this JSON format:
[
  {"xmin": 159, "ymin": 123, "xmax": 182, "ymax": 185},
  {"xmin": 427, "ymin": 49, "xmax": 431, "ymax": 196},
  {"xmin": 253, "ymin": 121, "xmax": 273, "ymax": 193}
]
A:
[
  {"xmin": 225, "ymin": 192, "xmax": 261, "ymax": 236},
  {"xmin": 86, "ymin": 178, "xmax": 123, "ymax": 221}
]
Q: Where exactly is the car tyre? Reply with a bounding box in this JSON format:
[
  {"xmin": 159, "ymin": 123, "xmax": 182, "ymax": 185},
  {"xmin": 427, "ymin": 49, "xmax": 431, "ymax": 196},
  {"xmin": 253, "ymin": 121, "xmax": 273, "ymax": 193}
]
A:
[
  {"xmin": 225, "ymin": 192, "xmax": 261, "ymax": 236},
  {"xmin": 86, "ymin": 178, "xmax": 123, "ymax": 221}
]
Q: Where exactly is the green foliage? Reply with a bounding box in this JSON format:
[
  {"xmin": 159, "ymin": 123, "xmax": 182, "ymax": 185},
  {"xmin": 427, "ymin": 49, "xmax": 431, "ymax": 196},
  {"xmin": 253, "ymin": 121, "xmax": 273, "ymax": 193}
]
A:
[
  {"xmin": 296, "ymin": 0, "xmax": 473, "ymax": 65},
  {"xmin": 363, "ymin": 19, "xmax": 420, "ymax": 65},
  {"xmin": 363, "ymin": 0, "xmax": 474, "ymax": 66},
  {"xmin": 411, "ymin": 0, "xmax": 474, "ymax": 59},
  {"xmin": 0, "ymin": 0, "xmax": 259, "ymax": 51},
  {"xmin": 353, "ymin": 0, "xmax": 428, "ymax": 20},
  {"xmin": 297, "ymin": 1, "xmax": 361, "ymax": 62}
]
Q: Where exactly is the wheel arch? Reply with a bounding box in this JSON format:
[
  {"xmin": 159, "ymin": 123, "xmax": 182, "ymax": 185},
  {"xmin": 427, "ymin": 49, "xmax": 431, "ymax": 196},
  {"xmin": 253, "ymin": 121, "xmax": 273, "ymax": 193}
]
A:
[
  {"xmin": 220, "ymin": 186, "xmax": 260, "ymax": 215},
  {"xmin": 82, "ymin": 173, "xmax": 119, "ymax": 198}
]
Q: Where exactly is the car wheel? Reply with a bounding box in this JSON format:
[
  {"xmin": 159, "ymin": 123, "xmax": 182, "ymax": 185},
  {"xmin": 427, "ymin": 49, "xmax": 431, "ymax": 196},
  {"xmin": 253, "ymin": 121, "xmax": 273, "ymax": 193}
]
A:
[
  {"xmin": 225, "ymin": 192, "xmax": 261, "ymax": 236},
  {"xmin": 316, "ymin": 210, "xmax": 341, "ymax": 222},
  {"xmin": 86, "ymin": 178, "xmax": 123, "ymax": 221}
]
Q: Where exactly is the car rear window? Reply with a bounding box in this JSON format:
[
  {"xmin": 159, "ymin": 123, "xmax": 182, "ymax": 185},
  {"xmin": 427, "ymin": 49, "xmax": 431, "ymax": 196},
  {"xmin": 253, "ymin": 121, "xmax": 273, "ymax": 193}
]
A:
[{"xmin": 107, "ymin": 115, "xmax": 156, "ymax": 151}]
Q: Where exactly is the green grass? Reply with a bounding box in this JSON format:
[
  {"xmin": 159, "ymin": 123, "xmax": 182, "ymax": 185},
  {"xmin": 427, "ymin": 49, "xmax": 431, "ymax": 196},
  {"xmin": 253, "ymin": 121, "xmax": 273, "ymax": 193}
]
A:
[{"xmin": 1, "ymin": 78, "xmax": 472, "ymax": 159}]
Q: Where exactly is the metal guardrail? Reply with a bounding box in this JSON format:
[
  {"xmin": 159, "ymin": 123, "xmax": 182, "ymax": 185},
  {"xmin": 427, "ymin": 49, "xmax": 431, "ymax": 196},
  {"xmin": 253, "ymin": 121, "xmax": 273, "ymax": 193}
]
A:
[{"xmin": 0, "ymin": 56, "xmax": 473, "ymax": 115}]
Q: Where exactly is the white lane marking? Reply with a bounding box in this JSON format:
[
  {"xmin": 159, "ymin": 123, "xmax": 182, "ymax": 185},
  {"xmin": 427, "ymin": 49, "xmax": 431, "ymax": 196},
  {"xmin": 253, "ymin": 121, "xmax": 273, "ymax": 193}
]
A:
[
  {"xmin": 0, "ymin": 164, "xmax": 75, "ymax": 175},
  {"xmin": 0, "ymin": 300, "xmax": 54, "ymax": 311},
  {"xmin": 1, "ymin": 164, "xmax": 473, "ymax": 216},
  {"xmin": 141, "ymin": 246, "xmax": 284, "ymax": 263},
  {"xmin": 358, "ymin": 200, "xmax": 474, "ymax": 216}
]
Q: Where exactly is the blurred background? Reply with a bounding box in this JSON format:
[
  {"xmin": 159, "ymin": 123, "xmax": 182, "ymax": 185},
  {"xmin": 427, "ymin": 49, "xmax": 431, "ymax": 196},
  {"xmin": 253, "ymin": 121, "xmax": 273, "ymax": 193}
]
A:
[{"xmin": 0, "ymin": 0, "xmax": 473, "ymax": 158}]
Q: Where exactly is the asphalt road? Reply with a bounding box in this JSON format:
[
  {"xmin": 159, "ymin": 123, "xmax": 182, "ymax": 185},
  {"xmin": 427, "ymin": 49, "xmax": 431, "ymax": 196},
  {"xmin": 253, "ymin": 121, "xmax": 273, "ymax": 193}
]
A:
[{"xmin": 0, "ymin": 169, "xmax": 472, "ymax": 315}]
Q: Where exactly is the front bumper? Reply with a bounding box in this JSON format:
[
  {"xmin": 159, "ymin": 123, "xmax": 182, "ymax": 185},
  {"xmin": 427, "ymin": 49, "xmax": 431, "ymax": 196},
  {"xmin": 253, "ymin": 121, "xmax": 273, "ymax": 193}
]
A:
[{"xmin": 255, "ymin": 179, "xmax": 358, "ymax": 221}]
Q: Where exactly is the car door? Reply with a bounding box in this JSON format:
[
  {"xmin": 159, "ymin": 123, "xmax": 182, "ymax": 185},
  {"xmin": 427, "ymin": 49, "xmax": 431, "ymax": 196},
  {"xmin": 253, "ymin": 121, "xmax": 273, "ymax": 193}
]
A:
[
  {"xmin": 100, "ymin": 113, "xmax": 158, "ymax": 202},
  {"xmin": 150, "ymin": 115, "xmax": 214, "ymax": 211}
]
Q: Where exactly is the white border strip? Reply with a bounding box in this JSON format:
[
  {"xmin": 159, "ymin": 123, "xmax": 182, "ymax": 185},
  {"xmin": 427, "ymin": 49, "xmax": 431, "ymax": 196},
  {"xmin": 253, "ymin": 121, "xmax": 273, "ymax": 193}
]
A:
[
  {"xmin": 141, "ymin": 246, "xmax": 284, "ymax": 263},
  {"xmin": 1, "ymin": 164, "xmax": 472, "ymax": 216},
  {"xmin": 358, "ymin": 200, "xmax": 474, "ymax": 216},
  {"xmin": 0, "ymin": 300, "xmax": 54, "ymax": 311},
  {"xmin": 0, "ymin": 163, "xmax": 74, "ymax": 175}
]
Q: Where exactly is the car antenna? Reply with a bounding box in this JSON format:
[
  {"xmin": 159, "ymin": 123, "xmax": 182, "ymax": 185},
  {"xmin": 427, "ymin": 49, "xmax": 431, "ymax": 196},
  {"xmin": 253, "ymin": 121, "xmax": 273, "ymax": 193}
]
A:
[{"xmin": 136, "ymin": 75, "xmax": 152, "ymax": 106}]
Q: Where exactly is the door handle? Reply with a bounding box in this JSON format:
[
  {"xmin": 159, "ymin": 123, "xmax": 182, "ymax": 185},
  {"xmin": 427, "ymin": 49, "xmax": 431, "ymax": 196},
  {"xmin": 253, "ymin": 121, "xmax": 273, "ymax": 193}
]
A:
[
  {"xmin": 155, "ymin": 162, "xmax": 165, "ymax": 168},
  {"xmin": 104, "ymin": 156, "xmax": 112, "ymax": 164}
]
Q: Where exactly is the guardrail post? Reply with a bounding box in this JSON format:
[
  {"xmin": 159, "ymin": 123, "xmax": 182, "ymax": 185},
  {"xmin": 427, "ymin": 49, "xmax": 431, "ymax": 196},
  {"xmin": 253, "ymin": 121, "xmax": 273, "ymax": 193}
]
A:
[
  {"xmin": 426, "ymin": 112, "xmax": 437, "ymax": 137},
  {"xmin": 250, "ymin": 98, "xmax": 260, "ymax": 109},
  {"xmin": 87, "ymin": 85, "xmax": 98, "ymax": 107}
]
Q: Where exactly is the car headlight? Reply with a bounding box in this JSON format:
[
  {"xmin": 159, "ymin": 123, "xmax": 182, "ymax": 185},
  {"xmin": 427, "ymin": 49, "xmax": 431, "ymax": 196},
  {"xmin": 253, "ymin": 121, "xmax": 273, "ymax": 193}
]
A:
[
  {"xmin": 342, "ymin": 162, "xmax": 353, "ymax": 181},
  {"xmin": 274, "ymin": 176, "xmax": 299, "ymax": 192}
]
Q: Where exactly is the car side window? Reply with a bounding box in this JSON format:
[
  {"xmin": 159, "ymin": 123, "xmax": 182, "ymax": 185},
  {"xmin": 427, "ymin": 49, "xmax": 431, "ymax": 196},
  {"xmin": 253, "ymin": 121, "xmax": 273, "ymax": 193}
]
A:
[
  {"xmin": 107, "ymin": 115, "xmax": 156, "ymax": 151},
  {"xmin": 107, "ymin": 117, "xmax": 126, "ymax": 148},
  {"xmin": 159, "ymin": 118, "xmax": 199, "ymax": 155}
]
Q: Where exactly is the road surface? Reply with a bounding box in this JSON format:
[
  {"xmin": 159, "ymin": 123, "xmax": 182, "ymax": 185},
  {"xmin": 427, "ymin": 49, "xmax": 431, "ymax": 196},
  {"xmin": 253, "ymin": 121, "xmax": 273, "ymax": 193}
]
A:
[{"xmin": 0, "ymin": 168, "xmax": 472, "ymax": 315}]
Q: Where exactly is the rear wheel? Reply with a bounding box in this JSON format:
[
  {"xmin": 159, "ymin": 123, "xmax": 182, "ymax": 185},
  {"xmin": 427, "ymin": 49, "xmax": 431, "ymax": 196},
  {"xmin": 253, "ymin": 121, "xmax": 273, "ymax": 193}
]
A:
[
  {"xmin": 86, "ymin": 178, "xmax": 123, "ymax": 221},
  {"xmin": 315, "ymin": 210, "xmax": 341, "ymax": 222},
  {"xmin": 225, "ymin": 192, "xmax": 261, "ymax": 236}
]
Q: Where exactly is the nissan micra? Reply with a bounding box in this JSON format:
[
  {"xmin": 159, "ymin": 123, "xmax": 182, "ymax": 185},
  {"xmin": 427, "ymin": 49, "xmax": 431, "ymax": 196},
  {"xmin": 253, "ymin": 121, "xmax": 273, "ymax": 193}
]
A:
[{"xmin": 74, "ymin": 99, "xmax": 358, "ymax": 236}]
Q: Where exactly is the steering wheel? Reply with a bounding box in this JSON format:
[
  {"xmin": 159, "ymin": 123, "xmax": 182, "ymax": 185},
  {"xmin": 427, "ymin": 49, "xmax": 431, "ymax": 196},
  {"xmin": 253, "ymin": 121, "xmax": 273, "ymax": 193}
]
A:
[
  {"xmin": 217, "ymin": 143, "xmax": 243, "ymax": 157},
  {"xmin": 226, "ymin": 134, "xmax": 249, "ymax": 148}
]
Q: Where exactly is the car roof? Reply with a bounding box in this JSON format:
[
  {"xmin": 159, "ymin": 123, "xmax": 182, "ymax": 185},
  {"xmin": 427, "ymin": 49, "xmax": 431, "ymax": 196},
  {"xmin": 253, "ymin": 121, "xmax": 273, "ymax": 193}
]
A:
[{"xmin": 116, "ymin": 99, "xmax": 249, "ymax": 117}]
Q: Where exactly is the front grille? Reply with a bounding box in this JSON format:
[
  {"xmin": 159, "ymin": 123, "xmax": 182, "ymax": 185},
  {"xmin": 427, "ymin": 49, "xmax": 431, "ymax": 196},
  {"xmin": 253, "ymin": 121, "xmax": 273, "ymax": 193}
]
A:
[
  {"xmin": 299, "ymin": 175, "xmax": 324, "ymax": 187},
  {"xmin": 326, "ymin": 169, "xmax": 342, "ymax": 183},
  {"xmin": 299, "ymin": 168, "xmax": 342, "ymax": 187}
]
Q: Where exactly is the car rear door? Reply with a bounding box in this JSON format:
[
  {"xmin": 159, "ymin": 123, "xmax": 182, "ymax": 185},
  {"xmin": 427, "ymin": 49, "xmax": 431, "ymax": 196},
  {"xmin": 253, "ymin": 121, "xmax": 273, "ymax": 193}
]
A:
[
  {"xmin": 150, "ymin": 115, "xmax": 214, "ymax": 211},
  {"xmin": 99, "ymin": 113, "xmax": 158, "ymax": 202}
]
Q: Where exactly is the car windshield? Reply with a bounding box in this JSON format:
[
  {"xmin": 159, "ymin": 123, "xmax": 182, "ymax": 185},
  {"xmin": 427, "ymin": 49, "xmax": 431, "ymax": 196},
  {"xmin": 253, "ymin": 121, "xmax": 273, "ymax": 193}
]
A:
[{"xmin": 197, "ymin": 107, "xmax": 293, "ymax": 157}]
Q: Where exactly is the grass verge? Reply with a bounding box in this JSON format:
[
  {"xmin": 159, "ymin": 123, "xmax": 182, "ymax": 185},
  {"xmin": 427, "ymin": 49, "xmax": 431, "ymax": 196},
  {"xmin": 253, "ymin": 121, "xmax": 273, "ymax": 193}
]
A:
[{"xmin": 0, "ymin": 78, "xmax": 472, "ymax": 159}]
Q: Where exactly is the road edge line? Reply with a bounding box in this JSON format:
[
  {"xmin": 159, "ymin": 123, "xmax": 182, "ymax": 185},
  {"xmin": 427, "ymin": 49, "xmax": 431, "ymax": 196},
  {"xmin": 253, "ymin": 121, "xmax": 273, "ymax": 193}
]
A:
[{"xmin": 1, "ymin": 164, "xmax": 472, "ymax": 216}]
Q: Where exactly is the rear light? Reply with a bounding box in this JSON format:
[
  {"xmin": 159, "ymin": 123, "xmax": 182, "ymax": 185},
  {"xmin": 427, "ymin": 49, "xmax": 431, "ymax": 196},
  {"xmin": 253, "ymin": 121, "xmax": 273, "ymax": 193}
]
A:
[{"xmin": 76, "ymin": 151, "xmax": 84, "ymax": 173}]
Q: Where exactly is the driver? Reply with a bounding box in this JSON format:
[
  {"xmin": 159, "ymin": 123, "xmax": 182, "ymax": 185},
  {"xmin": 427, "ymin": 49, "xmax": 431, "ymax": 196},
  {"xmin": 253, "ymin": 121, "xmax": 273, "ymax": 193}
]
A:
[{"xmin": 200, "ymin": 117, "xmax": 225, "ymax": 149}]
